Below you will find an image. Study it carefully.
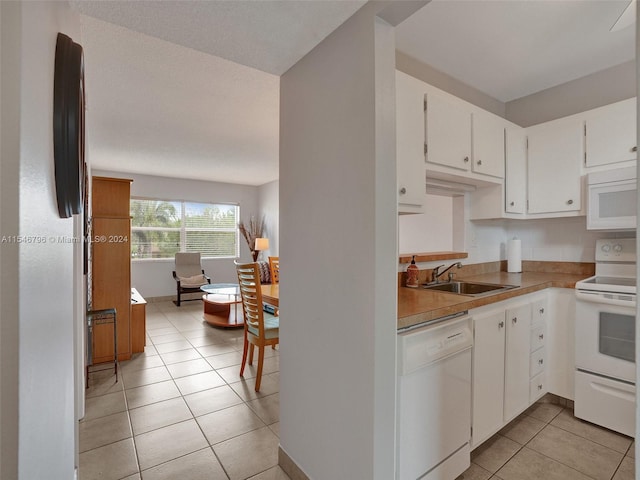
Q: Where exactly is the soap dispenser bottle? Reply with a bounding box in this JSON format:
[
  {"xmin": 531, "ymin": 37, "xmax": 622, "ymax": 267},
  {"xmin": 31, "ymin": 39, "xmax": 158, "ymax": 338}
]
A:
[{"xmin": 406, "ymin": 256, "xmax": 419, "ymax": 288}]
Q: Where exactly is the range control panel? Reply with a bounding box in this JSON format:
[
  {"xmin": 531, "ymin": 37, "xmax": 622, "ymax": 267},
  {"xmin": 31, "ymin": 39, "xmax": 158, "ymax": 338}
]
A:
[{"xmin": 595, "ymin": 238, "xmax": 636, "ymax": 262}]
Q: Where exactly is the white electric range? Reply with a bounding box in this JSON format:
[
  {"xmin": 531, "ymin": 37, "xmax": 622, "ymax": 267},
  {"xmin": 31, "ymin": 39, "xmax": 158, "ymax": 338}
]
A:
[{"xmin": 574, "ymin": 238, "xmax": 636, "ymax": 437}]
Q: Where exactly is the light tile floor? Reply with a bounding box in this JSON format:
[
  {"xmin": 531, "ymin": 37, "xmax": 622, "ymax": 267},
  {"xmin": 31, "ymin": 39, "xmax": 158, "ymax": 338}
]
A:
[
  {"xmin": 79, "ymin": 300, "xmax": 291, "ymax": 480},
  {"xmin": 81, "ymin": 300, "xmax": 636, "ymax": 480},
  {"xmin": 458, "ymin": 402, "xmax": 635, "ymax": 480}
]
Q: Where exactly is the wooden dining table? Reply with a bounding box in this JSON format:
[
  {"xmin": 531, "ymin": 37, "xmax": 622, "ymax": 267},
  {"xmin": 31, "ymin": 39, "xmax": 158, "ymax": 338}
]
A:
[{"xmin": 261, "ymin": 284, "xmax": 279, "ymax": 308}]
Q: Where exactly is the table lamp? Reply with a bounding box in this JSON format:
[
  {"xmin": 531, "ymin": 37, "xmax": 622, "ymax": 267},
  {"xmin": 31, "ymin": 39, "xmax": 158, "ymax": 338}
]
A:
[{"xmin": 254, "ymin": 238, "xmax": 269, "ymax": 259}]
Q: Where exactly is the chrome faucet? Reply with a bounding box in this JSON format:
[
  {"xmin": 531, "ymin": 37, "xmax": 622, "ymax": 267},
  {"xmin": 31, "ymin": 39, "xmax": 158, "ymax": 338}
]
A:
[{"xmin": 430, "ymin": 262, "xmax": 462, "ymax": 283}]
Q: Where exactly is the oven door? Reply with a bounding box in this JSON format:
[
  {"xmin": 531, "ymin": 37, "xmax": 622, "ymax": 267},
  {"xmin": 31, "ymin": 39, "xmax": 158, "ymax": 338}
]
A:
[{"xmin": 575, "ymin": 290, "xmax": 636, "ymax": 382}]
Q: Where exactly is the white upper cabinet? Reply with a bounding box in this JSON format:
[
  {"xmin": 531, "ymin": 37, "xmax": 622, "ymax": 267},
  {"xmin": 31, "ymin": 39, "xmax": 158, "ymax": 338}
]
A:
[
  {"xmin": 505, "ymin": 127, "xmax": 527, "ymax": 214},
  {"xmin": 425, "ymin": 93, "xmax": 472, "ymax": 172},
  {"xmin": 584, "ymin": 97, "xmax": 637, "ymax": 168},
  {"xmin": 472, "ymin": 111, "xmax": 505, "ymax": 178},
  {"xmin": 425, "ymin": 92, "xmax": 506, "ymax": 183},
  {"xmin": 527, "ymin": 116, "xmax": 583, "ymax": 214},
  {"xmin": 396, "ymin": 71, "xmax": 426, "ymax": 214}
]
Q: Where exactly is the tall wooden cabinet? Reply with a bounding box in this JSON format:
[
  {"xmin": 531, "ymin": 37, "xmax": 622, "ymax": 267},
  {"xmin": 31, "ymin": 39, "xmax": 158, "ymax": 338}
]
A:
[{"xmin": 91, "ymin": 176, "xmax": 133, "ymax": 363}]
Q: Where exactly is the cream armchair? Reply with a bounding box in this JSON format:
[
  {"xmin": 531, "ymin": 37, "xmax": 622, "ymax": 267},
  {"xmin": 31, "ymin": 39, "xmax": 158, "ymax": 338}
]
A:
[{"xmin": 172, "ymin": 252, "xmax": 210, "ymax": 306}]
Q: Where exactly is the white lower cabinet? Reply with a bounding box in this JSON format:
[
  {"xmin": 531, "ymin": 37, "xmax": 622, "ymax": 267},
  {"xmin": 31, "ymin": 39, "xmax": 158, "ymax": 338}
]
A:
[
  {"xmin": 530, "ymin": 373, "xmax": 546, "ymax": 403},
  {"xmin": 471, "ymin": 308, "xmax": 505, "ymax": 447},
  {"xmin": 529, "ymin": 295, "xmax": 548, "ymax": 403},
  {"xmin": 471, "ymin": 292, "xmax": 548, "ymax": 448},
  {"xmin": 504, "ymin": 303, "xmax": 532, "ymax": 422}
]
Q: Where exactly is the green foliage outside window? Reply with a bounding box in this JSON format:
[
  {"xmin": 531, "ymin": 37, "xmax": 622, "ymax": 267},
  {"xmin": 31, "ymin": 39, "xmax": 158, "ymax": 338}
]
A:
[{"xmin": 130, "ymin": 198, "xmax": 239, "ymax": 259}]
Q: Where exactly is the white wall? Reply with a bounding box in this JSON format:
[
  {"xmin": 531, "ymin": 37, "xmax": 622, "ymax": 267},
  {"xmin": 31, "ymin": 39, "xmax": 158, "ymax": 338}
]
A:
[
  {"xmin": 399, "ymin": 191, "xmax": 635, "ymax": 272},
  {"xmin": 506, "ymin": 60, "xmax": 636, "ymax": 127},
  {"xmin": 94, "ymin": 170, "xmax": 260, "ymax": 298},
  {"xmin": 396, "ymin": 50, "xmax": 505, "ymax": 118},
  {"xmin": 398, "ymin": 44, "xmax": 635, "ymax": 130},
  {"xmin": 279, "ymin": 4, "xmax": 400, "ymax": 478},
  {"xmin": 258, "ymin": 179, "xmax": 279, "ymax": 257},
  {"xmin": 506, "ymin": 217, "xmax": 635, "ymax": 262},
  {"xmin": 398, "ymin": 194, "xmax": 453, "ymax": 253},
  {"xmin": 1, "ymin": 2, "xmax": 81, "ymax": 478},
  {"xmin": 0, "ymin": 2, "xmax": 20, "ymax": 477}
]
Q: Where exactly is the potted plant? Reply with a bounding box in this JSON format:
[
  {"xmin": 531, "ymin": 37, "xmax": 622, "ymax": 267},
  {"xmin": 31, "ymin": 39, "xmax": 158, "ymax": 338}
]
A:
[{"xmin": 238, "ymin": 216, "xmax": 265, "ymax": 262}]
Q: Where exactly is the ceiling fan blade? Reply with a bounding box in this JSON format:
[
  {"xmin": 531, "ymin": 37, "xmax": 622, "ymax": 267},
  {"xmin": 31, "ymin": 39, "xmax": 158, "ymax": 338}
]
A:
[{"xmin": 610, "ymin": 0, "xmax": 636, "ymax": 32}]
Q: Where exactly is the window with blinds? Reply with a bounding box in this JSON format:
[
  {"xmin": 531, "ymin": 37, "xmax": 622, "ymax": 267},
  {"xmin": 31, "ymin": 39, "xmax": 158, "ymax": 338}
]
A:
[{"xmin": 130, "ymin": 198, "xmax": 239, "ymax": 259}]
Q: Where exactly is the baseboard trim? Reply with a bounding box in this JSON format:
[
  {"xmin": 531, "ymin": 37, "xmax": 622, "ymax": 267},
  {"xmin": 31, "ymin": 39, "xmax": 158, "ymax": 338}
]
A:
[{"xmin": 279, "ymin": 447, "xmax": 310, "ymax": 480}]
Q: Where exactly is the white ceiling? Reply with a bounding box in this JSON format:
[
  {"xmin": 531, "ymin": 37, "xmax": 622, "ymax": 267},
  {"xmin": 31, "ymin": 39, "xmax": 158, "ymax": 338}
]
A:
[
  {"xmin": 395, "ymin": 0, "xmax": 635, "ymax": 102},
  {"xmin": 74, "ymin": 0, "xmax": 366, "ymax": 186},
  {"xmin": 74, "ymin": 0, "xmax": 636, "ymax": 186},
  {"xmin": 80, "ymin": 15, "xmax": 281, "ymax": 186}
]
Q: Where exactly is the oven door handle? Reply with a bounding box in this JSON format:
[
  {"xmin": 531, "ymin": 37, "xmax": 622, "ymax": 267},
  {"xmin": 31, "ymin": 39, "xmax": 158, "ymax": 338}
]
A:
[{"xmin": 576, "ymin": 290, "xmax": 636, "ymax": 308}]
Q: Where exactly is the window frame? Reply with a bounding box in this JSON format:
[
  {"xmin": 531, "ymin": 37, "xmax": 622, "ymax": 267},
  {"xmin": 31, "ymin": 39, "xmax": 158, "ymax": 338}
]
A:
[{"xmin": 130, "ymin": 196, "xmax": 240, "ymax": 261}]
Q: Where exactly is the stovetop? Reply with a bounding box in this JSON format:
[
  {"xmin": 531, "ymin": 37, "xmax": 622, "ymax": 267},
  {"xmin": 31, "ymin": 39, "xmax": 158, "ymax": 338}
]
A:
[
  {"xmin": 577, "ymin": 238, "xmax": 637, "ymax": 294},
  {"xmin": 579, "ymin": 276, "xmax": 636, "ymax": 287}
]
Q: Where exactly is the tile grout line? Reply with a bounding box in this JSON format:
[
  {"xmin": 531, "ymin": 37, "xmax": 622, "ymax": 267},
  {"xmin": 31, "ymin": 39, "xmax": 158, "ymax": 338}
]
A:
[
  {"xmin": 83, "ymin": 301, "xmax": 282, "ymax": 479},
  {"xmin": 150, "ymin": 307, "xmax": 273, "ymax": 475},
  {"xmin": 521, "ymin": 408, "xmax": 614, "ymax": 480}
]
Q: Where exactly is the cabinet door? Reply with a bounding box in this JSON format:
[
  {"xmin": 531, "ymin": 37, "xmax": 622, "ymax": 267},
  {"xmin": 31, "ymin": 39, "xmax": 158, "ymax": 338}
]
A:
[
  {"xmin": 505, "ymin": 127, "xmax": 527, "ymax": 214},
  {"xmin": 92, "ymin": 217, "xmax": 132, "ymax": 361},
  {"xmin": 396, "ymin": 71, "xmax": 426, "ymax": 213},
  {"xmin": 504, "ymin": 303, "xmax": 531, "ymax": 422},
  {"xmin": 585, "ymin": 98, "xmax": 637, "ymax": 168},
  {"xmin": 527, "ymin": 117, "xmax": 582, "ymax": 214},
  {"xmin": 472, "ymin": 111, "xmax": 505, "ymax": 178},
  {"xmin": 472, "ymin": 309, "xmax": 505, "ymax": 446},
  {"xmin": 425, "ymin": 93, "xmax": 471, "ymax": 171}
]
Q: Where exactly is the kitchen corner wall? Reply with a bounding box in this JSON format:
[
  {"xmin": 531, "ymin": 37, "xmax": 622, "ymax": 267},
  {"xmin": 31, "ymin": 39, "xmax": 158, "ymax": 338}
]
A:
[
  {"xmin": 465, "ymin": 216, "xmax": 634, "ymax": 266},
  {"xmin": 398, "ymin": 193, "xmax": 634, "ymax": 272},
  {"xmin": 398, "ymin": 193, "xmax": 453, "ymax": 253}
]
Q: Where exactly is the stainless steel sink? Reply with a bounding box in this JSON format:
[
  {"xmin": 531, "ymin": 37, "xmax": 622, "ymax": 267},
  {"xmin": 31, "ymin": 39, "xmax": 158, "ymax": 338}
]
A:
[{"xmin": 421, "ymin": 281, "xmax": 517, "ymax": 296}]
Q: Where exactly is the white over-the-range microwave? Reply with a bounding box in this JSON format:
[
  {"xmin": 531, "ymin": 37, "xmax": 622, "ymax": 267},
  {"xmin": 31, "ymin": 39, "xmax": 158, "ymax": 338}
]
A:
[{"xmin": 587, "ymin": 165, "xmax": 637, "ymax": 230}]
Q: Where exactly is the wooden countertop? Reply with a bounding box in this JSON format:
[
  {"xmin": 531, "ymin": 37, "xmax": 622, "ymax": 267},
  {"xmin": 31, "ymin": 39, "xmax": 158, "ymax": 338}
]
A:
[{"xmin": 398, "ymin": 271, "xmax": 589, "ymax": 330}]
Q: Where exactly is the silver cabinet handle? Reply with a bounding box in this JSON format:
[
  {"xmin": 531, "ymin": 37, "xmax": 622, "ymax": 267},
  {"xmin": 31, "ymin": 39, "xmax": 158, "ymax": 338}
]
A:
[
  {"xmin": 510, "ymin": 201, "xmax": 515, "ymax": 206},
  {"xmin": 539, "ymin": 334, "xmax": 544, "ymax": 340},
  {"xmin": 399, "ymin": 187, "xmax": 406, "ymax": 195},
  {"xmin": 477, "ymin": 159, "xmax": 482, "ymax": 165},
  {"xmin": 464, "ymin": 156, "xmax": 469, "ymax": 163},
  {"xmin": 538, "ymin": 384, "xmax": 543, "ymax": 390},
  {"xmin": 512, "ymin": 317, "xmax": 517, "ymax": 324},
  {"xmin": 538, "ymin": 358, "xmax": 544, "ymax": 365},
  {"xmin": 632, "ymin": 146, "xmax": 637, "ymax": 152},
  {"xmin": 539, "ymin": 308, "xmax": 545, "ymax": 314},
  {"xmin": 567, "ymin": 199, "xmax": 574, "ymax": 205},
  {"xmin": 498, "ymin": 321, "xmax": 504, "ymax": 329}
]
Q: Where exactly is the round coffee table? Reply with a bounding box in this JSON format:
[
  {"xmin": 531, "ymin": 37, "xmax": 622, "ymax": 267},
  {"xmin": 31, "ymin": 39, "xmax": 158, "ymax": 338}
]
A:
[{"xmin": 201, "ymin": 283, "xmax": 243, "ymax": 328}]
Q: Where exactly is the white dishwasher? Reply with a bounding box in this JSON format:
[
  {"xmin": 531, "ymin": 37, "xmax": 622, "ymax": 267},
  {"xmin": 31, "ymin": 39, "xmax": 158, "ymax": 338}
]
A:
[{"xmin": 397, "ymin": 314, "xmax": 472, "ymax": 480}]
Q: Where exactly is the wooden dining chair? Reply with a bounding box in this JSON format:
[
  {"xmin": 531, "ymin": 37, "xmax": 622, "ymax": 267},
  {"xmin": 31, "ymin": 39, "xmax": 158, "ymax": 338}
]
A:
[
  {"xmin": 268, "ymin": 256, "xmax": 279, "ymax": 284},
  {"xmin": 235, "ymin": 261, "xmax": 279, "ymax": 391}
]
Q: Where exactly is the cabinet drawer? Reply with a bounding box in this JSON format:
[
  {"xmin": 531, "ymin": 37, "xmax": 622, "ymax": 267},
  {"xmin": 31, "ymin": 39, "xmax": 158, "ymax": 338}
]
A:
[
  {"xmin": 531, "ymin": 298, "xmax": 547, "ymax": 325},
  {"xmin": 529, "ymin": 372, "xmax": 546, "ymax": 403},
  {"xmin": 530, "ymin": 324, "xmax": 546, "ymax": 352},
  {"xmin": 530, "ymin": 348, "xmax": 545, "ymax": 378}
]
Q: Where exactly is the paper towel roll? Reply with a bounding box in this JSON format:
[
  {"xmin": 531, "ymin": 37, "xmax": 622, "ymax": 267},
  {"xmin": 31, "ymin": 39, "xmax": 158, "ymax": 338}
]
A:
[{"xmin": 507, "ymin": 238, "xmax": 522, "ymax": 273}]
